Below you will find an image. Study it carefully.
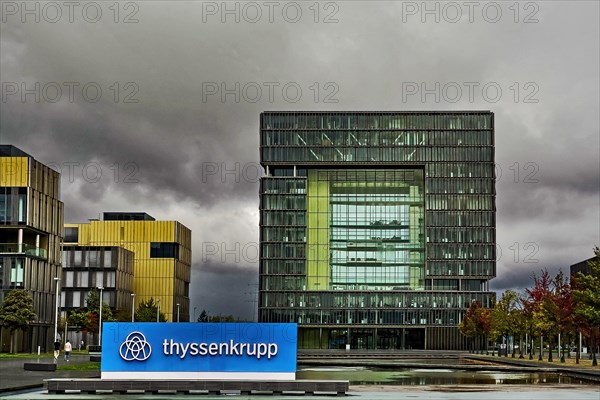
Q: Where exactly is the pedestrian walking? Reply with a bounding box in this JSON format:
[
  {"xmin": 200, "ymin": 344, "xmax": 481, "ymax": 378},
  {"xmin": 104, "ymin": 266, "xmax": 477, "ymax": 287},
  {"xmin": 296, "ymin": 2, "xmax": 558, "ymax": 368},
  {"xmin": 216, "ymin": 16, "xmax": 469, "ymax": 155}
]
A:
[
  {"xmin": 79, "ymin": 340, "xmax": 85, "ymax": 351},
  {"xmin": 64, "ymin": 340, "xmax": 72, "ymax": 361},
  {"xmin": 53, "ymin": 339, "xmax": 60, "ymax": 363}
]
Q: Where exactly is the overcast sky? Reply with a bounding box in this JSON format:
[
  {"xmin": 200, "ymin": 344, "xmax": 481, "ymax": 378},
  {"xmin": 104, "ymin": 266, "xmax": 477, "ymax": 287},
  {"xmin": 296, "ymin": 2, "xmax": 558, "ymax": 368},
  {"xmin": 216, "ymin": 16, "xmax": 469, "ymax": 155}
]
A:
[{"xmin": 1, "ymin": 1, "xmax": 598, "ymax": 320}]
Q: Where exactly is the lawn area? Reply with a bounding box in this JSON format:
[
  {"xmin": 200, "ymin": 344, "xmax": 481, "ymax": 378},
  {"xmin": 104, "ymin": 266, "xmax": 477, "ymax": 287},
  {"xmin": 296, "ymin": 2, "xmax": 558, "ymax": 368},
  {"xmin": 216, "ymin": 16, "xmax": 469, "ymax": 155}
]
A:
[
  {"xmin": 0, "ymin": 350, "xmax": 88, "ymax": 359},
  {"xmin": 57, "ymin": 362, "xmax": 100, "ymax": 371}
]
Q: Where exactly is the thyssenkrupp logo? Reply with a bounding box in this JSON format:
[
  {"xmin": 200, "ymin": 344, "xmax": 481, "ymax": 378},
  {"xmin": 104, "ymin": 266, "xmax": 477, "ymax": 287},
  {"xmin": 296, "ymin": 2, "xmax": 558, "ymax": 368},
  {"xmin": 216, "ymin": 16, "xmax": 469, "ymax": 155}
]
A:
[{"xmin": 119, "ymin": 331, "xmax": 152, "ymax": 361}]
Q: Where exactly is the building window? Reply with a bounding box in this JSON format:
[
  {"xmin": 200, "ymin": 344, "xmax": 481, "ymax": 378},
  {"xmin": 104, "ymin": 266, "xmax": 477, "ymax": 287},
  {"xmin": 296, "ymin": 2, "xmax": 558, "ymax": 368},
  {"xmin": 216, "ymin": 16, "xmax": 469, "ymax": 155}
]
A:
[
  {"xmin": 74, "ymin": 250, "xmax": 82, "ymax": 267},
  {"xmin": 10, "ymin": 258, "xmax": 24, "ymax": 288},
  {"xmin": 64, "ymin": 227, "xmax": 79, "ymax": 243},
  {"xmin": 104, "ymin": 250, "xmax": 112, "ymax": 268},
  {"xmin": 150, "ymin": 242, "xmax": 179, "ymax": 258},
  {"xmin": 18, "ymin": 190, "xmax": 26, "ymax": 223},
  {"xmin": 0, "ymin": 191, "xmax": 9, "ymax": 223}
]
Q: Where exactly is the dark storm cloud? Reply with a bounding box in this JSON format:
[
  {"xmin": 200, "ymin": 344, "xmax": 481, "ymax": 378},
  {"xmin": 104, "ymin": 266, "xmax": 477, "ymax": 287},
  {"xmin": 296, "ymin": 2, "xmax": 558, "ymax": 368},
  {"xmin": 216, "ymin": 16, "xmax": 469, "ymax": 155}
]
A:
[
  {"xmin": 490, "ymin": 263, "xmax": 566, "ymax": 295},
  {"xmin": 1, "ymin": 1, "xmax": 598, "ymax": 316},
  {"xmin": 0, "ymin": 99, "xmax": 260, "ymax": 209},
  {"xmin": 190, "ymin": 263, "xmax": 258, "ymax": 321}
]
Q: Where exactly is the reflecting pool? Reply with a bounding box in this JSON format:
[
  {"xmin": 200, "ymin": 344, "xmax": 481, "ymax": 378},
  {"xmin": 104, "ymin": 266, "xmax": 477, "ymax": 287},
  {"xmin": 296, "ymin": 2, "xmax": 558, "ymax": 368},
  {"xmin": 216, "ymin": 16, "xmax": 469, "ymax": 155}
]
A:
[{"xmin": 296, "ymin": 366, "xmax": 596, "ymax": 385}]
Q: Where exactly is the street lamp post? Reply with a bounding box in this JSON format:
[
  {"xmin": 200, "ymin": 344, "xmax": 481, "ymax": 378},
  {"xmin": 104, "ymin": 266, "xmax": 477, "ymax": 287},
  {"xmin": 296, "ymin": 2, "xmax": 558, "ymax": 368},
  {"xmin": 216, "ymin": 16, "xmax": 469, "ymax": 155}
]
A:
[
  {"xmin": 97, "ymin": 286, "xmax": 104, "ymax": 346},
  {"xmin": 193, "ymin": 307, "xmax": 197, "ymax": 322},
  {"xmin": 131, "ymin": 293, "xmax": 136, "ymax": 322},
  {"xmin": 53, "ymin": 277, "xmax": 60, "ymax": 341},
  {"xmin": 156, "ymin": 299, "xmax": 160, "ymax": 323},
  {"xmin": 176, "ymin": 303, "xmax": 180, "ymax": 323}
]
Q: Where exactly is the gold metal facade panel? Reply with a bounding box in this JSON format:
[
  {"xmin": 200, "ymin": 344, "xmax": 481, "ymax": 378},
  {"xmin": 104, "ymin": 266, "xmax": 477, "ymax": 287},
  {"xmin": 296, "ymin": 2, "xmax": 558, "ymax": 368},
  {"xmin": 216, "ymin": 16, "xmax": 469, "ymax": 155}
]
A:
[
  {"xmin": 66, "ymin": 220, "xmax": 191, "ymax": 322},
  {"xmin": 0, "ymin": 157, "xmax": 29, "ymax": 186}
]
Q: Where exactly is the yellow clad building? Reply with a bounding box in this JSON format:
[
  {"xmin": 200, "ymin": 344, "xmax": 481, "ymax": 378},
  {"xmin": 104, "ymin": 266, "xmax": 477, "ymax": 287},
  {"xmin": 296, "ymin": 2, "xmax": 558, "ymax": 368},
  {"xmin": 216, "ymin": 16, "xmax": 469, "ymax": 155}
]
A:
[
  {"xmin": 64, "ymin": 212, "xmax": 191, "ymax": 322},
  {"xmin": 1, "ymin": 145, "xmax": 64, "ymax": 352}
]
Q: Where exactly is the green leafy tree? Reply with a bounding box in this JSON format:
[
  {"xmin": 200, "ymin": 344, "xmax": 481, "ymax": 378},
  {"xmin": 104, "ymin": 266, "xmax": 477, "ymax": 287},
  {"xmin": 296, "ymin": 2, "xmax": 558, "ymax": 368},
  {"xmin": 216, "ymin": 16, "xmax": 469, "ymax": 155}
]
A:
[
  {"xmin": 512, "ymin": 298, "xmax": 528, "ymax": 359},
  {"xmin": 85, "ymin": 288, "xmax": 114, "ymax": 324},
  {"xmin": 134, "ymin": 298, "xmax": 167, "ymax": 322},
  {"xmin": 114, "ymin": 308, "xmax": 131, "ymax": 322},
  {"xmin": 67, "ymin": 290, "xmax": 115, "ymax": 344},
  {"xmin": 572, "ymin": 247, "xmax": 600, "ymax": 366},
  {"xmin": 68, "ymin": 309, "xmax": 89, "ymax": 331},
  {"xmin": 0, "ymin": 290, "xmax": 37, "ymax": 353},
  {"xmin": 491, "ymin": 290, "xmax": 523, "ymax": 357}
]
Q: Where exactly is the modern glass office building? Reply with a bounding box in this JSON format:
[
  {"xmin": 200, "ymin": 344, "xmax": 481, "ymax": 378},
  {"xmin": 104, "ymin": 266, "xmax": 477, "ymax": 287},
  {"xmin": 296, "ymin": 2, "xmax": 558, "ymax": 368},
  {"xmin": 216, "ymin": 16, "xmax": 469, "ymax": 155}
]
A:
[
  {"xmin": 0, "ymin": 145, "xmax": 64, "ymax": 352},
  {"xmin": 259, "ymin": 111, "xmax": 496, "ymax": 350}
]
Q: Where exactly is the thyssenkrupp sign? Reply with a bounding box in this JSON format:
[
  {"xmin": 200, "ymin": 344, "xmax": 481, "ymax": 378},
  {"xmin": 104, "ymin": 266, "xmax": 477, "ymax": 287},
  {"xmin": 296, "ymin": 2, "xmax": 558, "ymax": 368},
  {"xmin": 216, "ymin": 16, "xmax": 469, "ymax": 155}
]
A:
[{"xmin": 101, "ymin": 322, "xmax": 297, "ymax": 380}]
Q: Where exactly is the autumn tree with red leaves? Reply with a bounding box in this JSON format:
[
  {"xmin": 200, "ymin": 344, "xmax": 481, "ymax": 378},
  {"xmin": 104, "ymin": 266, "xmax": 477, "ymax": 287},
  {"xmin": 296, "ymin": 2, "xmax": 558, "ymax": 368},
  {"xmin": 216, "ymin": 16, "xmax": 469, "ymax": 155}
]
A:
[
  {"xmin": 525, "ymin": 269, "xmax": 554, "ymax": 361},
  {"xmin": 460, "ymin": 300, "xmax": 492, "ymax": 353},
  {"xmin": 552, "ymin": 271, "xmax": 574, "ymax": 362},
  {"xmin": 524, "ymin": 269, "xmax": 574, "ymax": 362}
]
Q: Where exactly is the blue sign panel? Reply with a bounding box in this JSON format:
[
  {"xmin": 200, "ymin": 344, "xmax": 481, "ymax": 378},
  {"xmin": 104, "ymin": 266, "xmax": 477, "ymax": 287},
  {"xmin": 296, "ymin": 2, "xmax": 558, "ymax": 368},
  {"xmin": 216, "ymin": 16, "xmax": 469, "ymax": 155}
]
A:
[{"xmin": 101, "ymin": 323, "xmax": 297, "ymax": 380}]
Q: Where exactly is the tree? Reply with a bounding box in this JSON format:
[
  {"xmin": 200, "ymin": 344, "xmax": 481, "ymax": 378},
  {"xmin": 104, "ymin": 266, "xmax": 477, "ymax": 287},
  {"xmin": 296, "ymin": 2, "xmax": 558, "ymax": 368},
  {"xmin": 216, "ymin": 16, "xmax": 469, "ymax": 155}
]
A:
[
  {"xmin": 512, "ymin": 299, "xmax": 528, "ymax": 359},
  {"xmin": 525, "ymin": 269, "xmax": 574, "ymax": 362},
  {"xmin": 525, "ymin": 269, "xmax": 554, "ymax": 361},
  {"xmin": 197, "ymin": 309, "xmax": 209, "ymax": 322},
  {"xmin": 114, "ymin": 308, "xmax": 131, "ymax": 322},
  {"xmin": 491, "ymin": 290, "xmax": 524, "ymax": 357},
  {"xmin": 67, "ymin": 290, "xmax": 116, "ymax": 344},
  {"xmin": 534, "ymin": 295, "xmax": 560, "ymax": 361},
  {"xmin": 134, "ymin": 298, "xmax": 167, "ymax": 322},
  {"xmin": 68, "ymin": 309, "xmax": 89, "ymax": 331},
  {"xmin": 0, "ymin": 290, "xmax": 36, "ymax": 353},
  {"xmin": 459, "ymin": 300, "xmax": 491, "ymax": 353},
  {"xmin": 85, "ymin": 288, "xmax": 114, "ymax": 323},
  {"xmin": 552, "ymin": 271, "xmax": 573, "ymax": 362},
  {"xmin": 572, "ymin": 247, "xmax": 600, "ymax": 366},
  {"xmin": 210, "ymin": 314, "xmax": 236, "ymax": 322}
]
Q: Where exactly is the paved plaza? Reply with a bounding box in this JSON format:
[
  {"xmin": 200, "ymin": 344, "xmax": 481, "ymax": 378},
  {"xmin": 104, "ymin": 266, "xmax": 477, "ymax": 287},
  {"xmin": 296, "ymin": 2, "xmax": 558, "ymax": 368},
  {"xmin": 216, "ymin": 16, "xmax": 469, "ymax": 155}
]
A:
[
  {"xmin": 1, "ymin": 385, "xmax": 598, "ymax": 399},
  {"xmin": 0, "ymin": 352, "xmax": 598, "ymax": 399}
]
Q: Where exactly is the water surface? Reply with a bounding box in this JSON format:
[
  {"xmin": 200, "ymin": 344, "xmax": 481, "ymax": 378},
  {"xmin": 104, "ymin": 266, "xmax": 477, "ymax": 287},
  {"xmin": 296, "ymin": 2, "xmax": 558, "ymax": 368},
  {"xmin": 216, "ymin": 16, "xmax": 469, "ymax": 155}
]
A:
[{"xmin": 296, "ymin": 366, "xmax": 595, "ymax": 385}]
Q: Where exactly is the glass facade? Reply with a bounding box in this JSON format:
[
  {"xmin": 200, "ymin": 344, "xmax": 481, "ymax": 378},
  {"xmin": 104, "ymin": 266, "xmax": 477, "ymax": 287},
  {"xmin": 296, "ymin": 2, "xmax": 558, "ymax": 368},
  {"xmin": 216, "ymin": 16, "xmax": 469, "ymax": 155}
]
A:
[
  {"xmin": 61, "ymin": 246, "xmax": 134, "ymax": 313},
  {"xmin": 0, "ymin": 187, "xmax": 27, "ymax": 225},
  {"xmin": 0, "ymin": 146, "xmax": 64, "ymax": 353},
  {"xmin": 259, "ymin": 112, "xmax": 496, "ymax": 350},
  {"xmin": 306, "ymin": 169, "xmax": 425, "ymax": 291}
]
